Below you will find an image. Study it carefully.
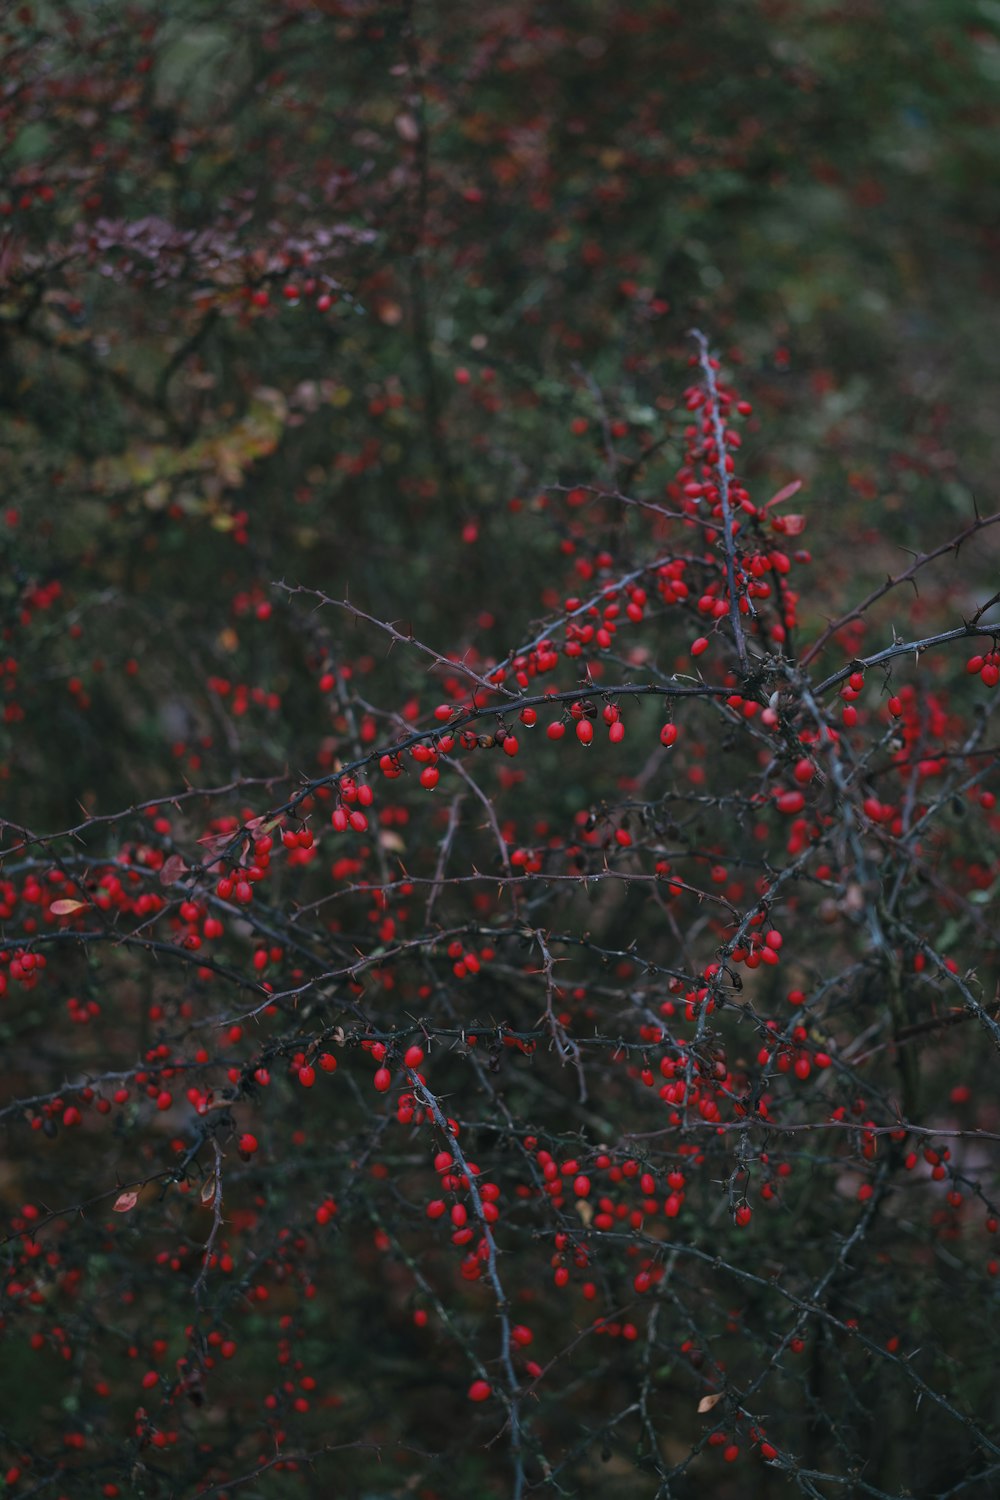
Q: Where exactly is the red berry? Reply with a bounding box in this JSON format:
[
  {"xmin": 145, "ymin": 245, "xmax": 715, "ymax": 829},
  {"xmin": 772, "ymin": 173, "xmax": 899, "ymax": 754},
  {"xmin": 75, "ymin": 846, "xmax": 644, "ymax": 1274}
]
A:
[{"xmin": 468, "ymin": 1379, "xmax": 491, "ymax": 1402}]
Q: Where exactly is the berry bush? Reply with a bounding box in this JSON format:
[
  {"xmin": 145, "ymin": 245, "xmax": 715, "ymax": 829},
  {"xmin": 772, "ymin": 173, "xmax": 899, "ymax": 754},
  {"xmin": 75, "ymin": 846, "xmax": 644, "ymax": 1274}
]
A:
[{"xmin": 2, "ymin": 4, "xmax": 1000, "ymax": 1498}]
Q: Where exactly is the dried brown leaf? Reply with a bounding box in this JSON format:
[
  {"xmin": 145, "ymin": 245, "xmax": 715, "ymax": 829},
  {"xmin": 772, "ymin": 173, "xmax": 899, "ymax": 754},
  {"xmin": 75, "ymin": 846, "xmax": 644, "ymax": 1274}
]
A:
[
  {"xmin": 764, "ymin": 479, "xmax": 803, "ymax": 511},
  {"xmin": 159, "ymin": 854, "xmax": 189, "ymax": 886}
]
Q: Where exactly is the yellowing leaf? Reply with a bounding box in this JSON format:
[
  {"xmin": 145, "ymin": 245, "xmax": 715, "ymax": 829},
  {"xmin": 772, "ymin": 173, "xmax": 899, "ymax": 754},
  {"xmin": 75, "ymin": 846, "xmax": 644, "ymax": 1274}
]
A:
[
  {"xmin": 50, "ymin": 898, "xmax": 87, "ymax": 915},
  {"xmin": 92, "ymin": 390, "xmax": 287, "ymax": 499}
]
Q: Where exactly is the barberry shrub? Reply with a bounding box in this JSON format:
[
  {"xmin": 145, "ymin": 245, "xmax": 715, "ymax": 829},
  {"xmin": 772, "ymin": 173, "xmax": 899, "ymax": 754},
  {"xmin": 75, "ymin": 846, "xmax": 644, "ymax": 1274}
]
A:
[
  {"xmin": 3, "ymin": 331, "xmax": 999, "ymax": 1496},
  {"xmin": 3, "ymin": 5, "xmax": 1000, "ymax": 1500}
]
